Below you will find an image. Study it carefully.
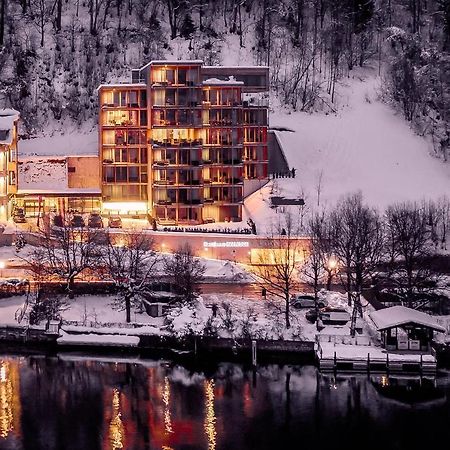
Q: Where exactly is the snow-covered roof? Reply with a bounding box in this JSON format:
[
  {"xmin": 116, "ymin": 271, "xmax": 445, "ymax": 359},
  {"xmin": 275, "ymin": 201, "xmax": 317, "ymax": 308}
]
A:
[
  {"xmin": 16, "ymin": 188, "xmax": 101, "ymax": 195},
  {"xmin": 203, "ymin": 65, "xmax": 269, "ymax": 69},
  {"xmin": 139, "ymin": 60, "xmax": 203, "ymax": 71},
  {"xmin": 97, "ymin": 83, "xmax": 146, "ymax": 91},
  {"xmin": 17, "ymin": 156, "xmax": 100, "ymax": 196},
  {"xmin": 369, "ymin": 306, "xmax": 446, "ymax": 332},
  {"xmin": 203, "ymin": 76, "xmax": 244, "ymax": 86},
  {"xmin": 18, "ymin": 157, "xmax": 67, "ymax": 191},
  {"xmin": 19, "ymin": 131, "xmax": 98, "ymax": 157}
]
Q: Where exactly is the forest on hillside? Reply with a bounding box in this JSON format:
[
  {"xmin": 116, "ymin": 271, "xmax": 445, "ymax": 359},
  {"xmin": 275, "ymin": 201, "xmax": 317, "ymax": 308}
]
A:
[{"xmin": 0, "ymin": 0, "xmax": 449, "ymax": 160}]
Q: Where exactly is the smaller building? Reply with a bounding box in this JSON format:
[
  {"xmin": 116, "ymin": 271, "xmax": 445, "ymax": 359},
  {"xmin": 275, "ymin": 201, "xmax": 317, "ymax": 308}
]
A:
[
  {"xmin": 370, "ymin": 306, "xmax": 445, "ymax": 352},
  {"xmin": 0, "ymin": 109, "xmax": 20, "ymax": 220},
  {"xmin": 14, "ymin": 155, "xmax": 101, "ymax": 216}
]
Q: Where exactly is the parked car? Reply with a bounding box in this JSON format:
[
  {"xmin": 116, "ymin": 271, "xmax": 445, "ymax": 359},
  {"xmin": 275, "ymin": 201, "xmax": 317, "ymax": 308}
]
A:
[
  {"xmin": 88, "ymin": 212, "xmax": 104, "ymax": 228},
  {"xmin": 305, "ymin": 307, "xmax": 351, "ymax": 325},
  {"xmin": 291, "ymin": 293, "xmax": 328, "ymax": 309},
  {"xmin": 12, "ymin": 208, "xmax": 26, "ymax": 223},
  {"xmin": 70, "ymin": 214, "xmax": 85, "ymax": 228},
  {"xmin": 52, "ymin": 214, "xmax": 64, "ymax": 227},
  {"xmin": 108, "ymin": 215, "xmax": 122, "ymax": 229}
]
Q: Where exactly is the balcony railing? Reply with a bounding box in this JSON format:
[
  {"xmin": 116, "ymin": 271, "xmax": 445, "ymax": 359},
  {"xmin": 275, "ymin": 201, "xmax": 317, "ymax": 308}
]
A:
[{"xmin": 151, "ymin": 139, "xmax": 203, "ymax": 147}]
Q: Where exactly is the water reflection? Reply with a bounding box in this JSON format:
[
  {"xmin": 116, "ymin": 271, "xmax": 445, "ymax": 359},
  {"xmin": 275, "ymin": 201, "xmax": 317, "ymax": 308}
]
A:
[
  {"xmin": 204, "ymin": 379, "xmax": 216, "ymax": 450},
  {"xmin": 163, "ymin": 377, "xmax": 173, "ymax": 436},
  {"xmin": 0, "ymin": 359, "xmax": 21, "ymax": 442},
  {"xmin": 0, "ymin": 355, "xmax": 448, "ymax": 449},
  {"xmin": 108, "ymin": 388, "xmax": 124, "ymax": 450}
]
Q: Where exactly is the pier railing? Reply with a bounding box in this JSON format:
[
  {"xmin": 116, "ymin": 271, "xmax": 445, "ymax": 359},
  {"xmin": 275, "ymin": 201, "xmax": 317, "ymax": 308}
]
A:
[{"xmin": 316, "ymin": 334, "xmax": 372, "ymax": 346}]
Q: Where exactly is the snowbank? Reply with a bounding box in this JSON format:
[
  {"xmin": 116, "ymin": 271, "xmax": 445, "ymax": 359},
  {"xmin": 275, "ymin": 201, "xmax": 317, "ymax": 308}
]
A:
[{"xmin": 57, "ymin": 332, "xmax": 139, "ymax": 346}]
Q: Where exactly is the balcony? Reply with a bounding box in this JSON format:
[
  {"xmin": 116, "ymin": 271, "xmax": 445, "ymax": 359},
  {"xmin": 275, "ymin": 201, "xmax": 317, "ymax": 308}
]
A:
[
  {"xmin": 151, "ymin": 139, "xmax": 203, "ymax": 148},
  {"xmin": 153, "ymin": 180, "xmax": 176, "ymax": 186},
  {"xmin": 180, "ymin": 199, "xmax": 202, "ymax": 205},
  {"xmin": 180, "ymin": 179, "xmax": 201, "ymax": 186},
  {"xmin": 211, "ymin": 178, "xmax": 244, "ymax": 185},
  {"xmin": 153, "ymin": 160, "xmax": 172, "ymax": 166},
  {"xmin": 223, "ymin": 159, "xmax": 243, "ymax": 165},
  {"xmin": 156, "ymin": 199, "xmax": 173, "ymax": 205}
]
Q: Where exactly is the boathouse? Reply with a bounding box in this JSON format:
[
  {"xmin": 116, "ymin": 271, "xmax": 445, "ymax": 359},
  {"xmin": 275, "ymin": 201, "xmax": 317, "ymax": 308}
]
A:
[{"xmin": 369, "ymin": 306, "xmax": 445, "ymax": 352}]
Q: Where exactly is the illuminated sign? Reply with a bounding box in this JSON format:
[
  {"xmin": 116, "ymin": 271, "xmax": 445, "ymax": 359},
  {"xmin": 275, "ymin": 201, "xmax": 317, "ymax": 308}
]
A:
[{"xmin": 203, "ymin": 241, "xmax": 250, "ymax": 248}]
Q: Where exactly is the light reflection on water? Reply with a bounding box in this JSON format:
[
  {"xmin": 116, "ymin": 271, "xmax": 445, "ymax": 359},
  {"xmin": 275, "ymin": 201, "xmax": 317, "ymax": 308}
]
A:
[
  {"xmin": 109, "ymin": 388, "xmax": 124, "ymax": 450},
  {"xmin": 0, "ymin": 355, "xmax": 448, "ymax": 449}
]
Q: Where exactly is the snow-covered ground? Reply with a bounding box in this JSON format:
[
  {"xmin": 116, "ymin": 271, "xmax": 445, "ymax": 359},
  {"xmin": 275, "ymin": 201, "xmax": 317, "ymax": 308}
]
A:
[
  {"xmin": 244, "ymin": 67, "xmax": 450, "ymax": 233},
  {"xmin": 19, "ymin": 129, "xmax": 97, "ymax": 157},
  {"xmin": 0, "ymin": 289, "xmax": 360, "ymax": 343}
]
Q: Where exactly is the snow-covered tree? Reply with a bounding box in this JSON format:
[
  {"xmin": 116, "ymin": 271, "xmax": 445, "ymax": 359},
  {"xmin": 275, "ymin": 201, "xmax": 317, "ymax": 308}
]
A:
[
  {"xmin": 252, "ymin": 211, "xmax": 304, "ymax": 329},
  {"xmin": 21, "ymin": 212, "xmax": 101, "ymax": 297},
  {"xmin": 385, "ymin": 201, "xmax": 443, "ymax": 306},
  {"xmin": 101, "ymin": 231, "xmax": 159, "ymax": 323},
  {"xmin": 163, "ymin": 243, "xmax": 206, "ymax": 304},
  {"xmin": 328, "ymin": 192, "xmax": 384, "ymax": 336}
]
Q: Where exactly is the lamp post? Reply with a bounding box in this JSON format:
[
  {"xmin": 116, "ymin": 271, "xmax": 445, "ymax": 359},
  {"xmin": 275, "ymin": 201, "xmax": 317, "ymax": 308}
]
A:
[{"xmin": 326, "ymin": 256, "xmax": 338, "ymax": 291}]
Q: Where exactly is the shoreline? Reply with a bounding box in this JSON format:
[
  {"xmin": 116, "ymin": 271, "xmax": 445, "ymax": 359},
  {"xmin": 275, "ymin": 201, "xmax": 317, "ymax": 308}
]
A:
[{"xmin": 0, "ymin": 324, "xmax": 316, "ymax": 366}]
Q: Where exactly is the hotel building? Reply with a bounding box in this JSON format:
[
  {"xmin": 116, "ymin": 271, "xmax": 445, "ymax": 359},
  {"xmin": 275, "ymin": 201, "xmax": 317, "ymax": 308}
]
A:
[{"xmin": 98, "ymin": 60, "xmax": 269, "ymax": 225}]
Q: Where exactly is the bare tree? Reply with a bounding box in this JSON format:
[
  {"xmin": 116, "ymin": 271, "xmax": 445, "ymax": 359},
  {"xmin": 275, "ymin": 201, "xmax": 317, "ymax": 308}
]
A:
[
  {"xmin": 164, "ymin": 243, "xmax": 205, "ymax": 303},
  {"xmin": 0, "ymin": 0, "xmax": 6, "ymax": 47},
  {"xmin": 252, "ymin": 211, "xmax": 304, "ymax": 328},
  {"xmin": 101, "ymin": 231, "xmax": 159, "ymax": 323},
  {"xmin": 329, "ymin": 192, "xmax": 384, "ymax": 335},
  {"xmin": 29, "ymin": 0, "xmax": 53, "ymax": 47},
  {"xmin": 425, "ymin": 196, "xmax": 450, "ymax": 251},
  {"xmin": 301, "ymin": 213, "xmax": 329, "ymax": 328},
  {"xmin": 20, "ymin": 213, "xmax": 100, "ymax": 297},
  {"xmin": 385, "ymin": 201, "xmax": 439, "ymax": 305}
]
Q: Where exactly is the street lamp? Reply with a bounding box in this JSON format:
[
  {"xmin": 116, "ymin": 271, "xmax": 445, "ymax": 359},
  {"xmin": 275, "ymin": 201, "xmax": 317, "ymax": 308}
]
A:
[{"xmin": 326, "ymin": 256, "xmax": 338, "ymax": 291}]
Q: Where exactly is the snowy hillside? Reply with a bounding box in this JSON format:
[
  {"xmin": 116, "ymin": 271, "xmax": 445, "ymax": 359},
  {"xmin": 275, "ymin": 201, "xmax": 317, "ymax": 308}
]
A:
[{"xmin": 244, "ymin": 68, "xmax": 450, "ymax": 231}]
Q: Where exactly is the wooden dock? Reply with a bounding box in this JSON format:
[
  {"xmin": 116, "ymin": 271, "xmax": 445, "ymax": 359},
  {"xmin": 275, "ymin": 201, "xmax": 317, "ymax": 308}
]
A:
[{"xmin": 316, "ymin": 340, "xmax": 437, "ymax": 375}]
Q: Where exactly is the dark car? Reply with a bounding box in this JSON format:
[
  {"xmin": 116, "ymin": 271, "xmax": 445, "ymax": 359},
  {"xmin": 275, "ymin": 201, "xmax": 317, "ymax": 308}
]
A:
[
  {"xmin": 52, "ymin": 214, "xmax": 64, "ymax": 227},
  {"xmin": 108, "ymin": 215, "xmax": 122, "ymax": 228},
  {"xmin": 12, "ymin": 208, "xmax": 26, "ymax": 223},
  {"xmin": 70, "ymin": 214, "xmax": 85, "ymax": 228},
  {"xmin": 88, "ymin": 213, "xmax": 103, "ymax": 228}
]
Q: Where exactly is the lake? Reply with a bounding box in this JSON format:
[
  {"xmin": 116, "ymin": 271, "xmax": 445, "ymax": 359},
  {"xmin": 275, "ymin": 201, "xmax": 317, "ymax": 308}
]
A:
[{"xmin": 0, "ymin": 353, "xmax": 449, "ymax": 449}]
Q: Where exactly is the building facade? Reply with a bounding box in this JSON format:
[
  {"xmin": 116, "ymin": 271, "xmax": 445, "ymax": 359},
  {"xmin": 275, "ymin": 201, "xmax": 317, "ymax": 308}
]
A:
[
  {"xmin": 0, "ymin": 109, "xmax": 20, "ymax": 221},
  {"xmin": 98, "ymin": 61, "xmax": 269, "ymax": 225}
]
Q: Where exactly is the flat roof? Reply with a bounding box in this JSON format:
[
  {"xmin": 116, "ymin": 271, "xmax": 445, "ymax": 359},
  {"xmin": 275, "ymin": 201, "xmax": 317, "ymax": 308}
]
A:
[
  {"xmin": 203, "ymin": 65, "xmax": 269, "ymax": 69},
  {"xmin": 139, "ymin": 60, "xmax": 203, "ymax": 71},
  {"xmin": 369, "ymin": 306, "xmax": 446, "ymax": 332},
  {"xmin": 203, "ymin": 77, "xmax": 244, "ymax": 86},
  {"xmin": 97, "ymin": 83, "xmax": 146, "ymax": 91},
  {"xmin": 16, "ymin": 188, "xmax": 101, "ymax": 196}
]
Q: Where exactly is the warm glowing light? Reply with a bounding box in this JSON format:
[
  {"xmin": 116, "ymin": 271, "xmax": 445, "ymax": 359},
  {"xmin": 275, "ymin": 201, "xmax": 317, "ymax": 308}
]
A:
[
  {"xmin": 163, "ymin": 377, "xmax": 173, "ymax": 435},
  {"xmin": 0, "ymin": 361, "xmax": 13, "ymax": 438},
  {"xmin": 327, "ymin": 256, "xmax": 338, "ymax": 271},
  {"xmin": 381, "ymin": 376, "xmax": 389, "ymax": 387},
  {"xmin": 203, "ymin": 241, "xmax": 249, "ymax": 248},
  {"xmin": 109, "ymin": 388, "xmax": 124, "ymax": 449},
  {"xmin": 0, "ymin": 261, "xmax": 5, "ymax": 270},
  {"xmin": 103, "ymin": 202, "xmax": 147, "ymax": 213},
  {"xmin": 204, "ymin": 379, "xmax": 217, "ymax": 450}
]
